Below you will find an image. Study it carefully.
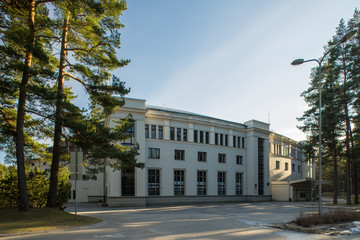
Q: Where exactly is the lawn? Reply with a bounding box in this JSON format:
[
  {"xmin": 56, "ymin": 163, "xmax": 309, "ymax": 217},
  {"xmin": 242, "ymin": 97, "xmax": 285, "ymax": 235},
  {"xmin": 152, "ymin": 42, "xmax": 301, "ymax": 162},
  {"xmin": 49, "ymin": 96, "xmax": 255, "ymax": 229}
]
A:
[{"xmin": 0, "ymin": 208, "xmax": 102, "ymax": 234}]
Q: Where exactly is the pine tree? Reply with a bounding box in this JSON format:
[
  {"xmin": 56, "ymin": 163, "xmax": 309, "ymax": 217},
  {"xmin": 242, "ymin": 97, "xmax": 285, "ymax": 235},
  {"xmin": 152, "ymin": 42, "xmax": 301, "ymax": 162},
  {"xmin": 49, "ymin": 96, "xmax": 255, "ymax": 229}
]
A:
[
  {"xmin": 0, "ymin": 0, "xmax": 56, "ymax": 211},
  {"xmin": 46, "ymin": 0, "xmax": 141, "ymax": 208}
]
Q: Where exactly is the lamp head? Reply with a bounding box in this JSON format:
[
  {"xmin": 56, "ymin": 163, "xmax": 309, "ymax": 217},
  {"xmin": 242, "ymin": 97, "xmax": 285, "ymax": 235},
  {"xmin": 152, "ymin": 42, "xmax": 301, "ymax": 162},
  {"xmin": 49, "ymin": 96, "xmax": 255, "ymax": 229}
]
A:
[
  {"xmin": 339, "ymin": 29, "xmax": 357, "ymax": 43},
  {"xmin": 291, "ymin": 59, "xmax": 304, "ymax": 65}
]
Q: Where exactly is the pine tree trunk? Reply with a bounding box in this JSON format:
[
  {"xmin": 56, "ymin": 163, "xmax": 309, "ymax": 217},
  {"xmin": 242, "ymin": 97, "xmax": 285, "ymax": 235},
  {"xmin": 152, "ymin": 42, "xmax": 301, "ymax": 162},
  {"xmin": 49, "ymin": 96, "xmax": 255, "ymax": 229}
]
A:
[
  {"xmin": 354, "ymin": 163, "xmax": 359, "ymax": 204},
  {"xmin": 333, "ymin": 146, "xmax": 338, "ymax": 204},
  {"xmin": 47, "ymin": 14, "xmax": 69, "ymax": 208},
  {"xmin": 16, "ymin": 0, "xmax": 36, "ymax": 211}
]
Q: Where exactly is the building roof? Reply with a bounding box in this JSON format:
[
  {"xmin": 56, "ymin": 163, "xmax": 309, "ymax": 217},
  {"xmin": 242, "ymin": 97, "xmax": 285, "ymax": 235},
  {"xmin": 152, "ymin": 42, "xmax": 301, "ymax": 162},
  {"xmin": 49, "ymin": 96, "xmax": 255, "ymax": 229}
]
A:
[{"xmin": 145, "ymin": 105, "xmax": 247, "ymax": 128}]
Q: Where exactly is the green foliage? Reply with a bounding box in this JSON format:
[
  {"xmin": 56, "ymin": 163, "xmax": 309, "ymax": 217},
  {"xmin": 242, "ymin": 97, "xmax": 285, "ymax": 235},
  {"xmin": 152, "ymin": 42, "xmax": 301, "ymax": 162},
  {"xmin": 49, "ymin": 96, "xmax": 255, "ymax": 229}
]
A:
[
  {"xmin": 0, "ymin": 165, "xmax": 71, "ymax": 210},
  {"xmin": 298, "ymin": 8, "xmax": 360, "ymax": 203}
]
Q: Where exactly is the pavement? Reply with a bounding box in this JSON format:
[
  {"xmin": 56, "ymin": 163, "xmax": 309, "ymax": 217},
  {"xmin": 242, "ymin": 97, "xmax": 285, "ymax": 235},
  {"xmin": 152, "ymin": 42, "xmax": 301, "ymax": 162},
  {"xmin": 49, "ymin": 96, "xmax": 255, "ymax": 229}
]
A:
[{"xmin": 2, "ymin": 201, "xmax": 360, "ymax": 240}]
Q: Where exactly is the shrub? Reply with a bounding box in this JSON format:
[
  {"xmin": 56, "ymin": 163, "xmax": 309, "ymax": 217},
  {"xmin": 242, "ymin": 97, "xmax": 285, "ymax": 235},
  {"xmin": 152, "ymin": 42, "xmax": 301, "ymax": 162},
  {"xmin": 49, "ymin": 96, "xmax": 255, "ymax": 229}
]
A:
[
  {"xmin": 0, "ymin": 166, "xmax": 71, "ymax": 210},
  {"xmin": 295, "ymin": 208, "xmax": 360, "ymax": 227}
]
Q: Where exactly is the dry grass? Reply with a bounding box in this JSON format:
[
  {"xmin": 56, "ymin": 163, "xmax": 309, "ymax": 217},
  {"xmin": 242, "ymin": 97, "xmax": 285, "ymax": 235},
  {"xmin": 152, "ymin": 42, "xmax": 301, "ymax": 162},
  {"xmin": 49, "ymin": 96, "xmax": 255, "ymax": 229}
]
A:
[
  {"xmin": 295, "ymin": 208, "xmax": 360, "ymax": 227},
  {"xmin": 0, "ymin": 208, "xmax": 102, "ymax": 234}
]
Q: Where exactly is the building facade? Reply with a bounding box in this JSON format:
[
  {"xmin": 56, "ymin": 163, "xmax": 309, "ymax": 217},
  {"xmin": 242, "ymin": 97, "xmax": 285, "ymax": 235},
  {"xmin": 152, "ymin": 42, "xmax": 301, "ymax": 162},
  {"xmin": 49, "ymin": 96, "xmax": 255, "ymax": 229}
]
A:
[
  {"xmin": 68, "ymin": 98, "xmax": 311, "ymax": 206},
  {"xmin": 269, "ymin": 133, "xmax": 314, "ymax": 201}
]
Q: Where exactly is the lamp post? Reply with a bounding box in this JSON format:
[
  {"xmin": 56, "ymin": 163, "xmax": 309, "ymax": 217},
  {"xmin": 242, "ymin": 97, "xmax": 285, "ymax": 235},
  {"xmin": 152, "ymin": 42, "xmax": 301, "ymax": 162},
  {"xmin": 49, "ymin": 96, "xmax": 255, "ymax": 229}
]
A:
[{"xmin": 291, "ymin": 29, "xmax": 357, "ymax": 216}]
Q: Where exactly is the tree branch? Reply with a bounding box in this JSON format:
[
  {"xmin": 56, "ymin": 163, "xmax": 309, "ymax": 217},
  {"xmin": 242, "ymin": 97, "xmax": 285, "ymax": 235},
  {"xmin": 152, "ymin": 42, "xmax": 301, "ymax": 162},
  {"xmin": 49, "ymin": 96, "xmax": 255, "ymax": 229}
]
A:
[
  {"xmin": 65, "ymin": 43, "xmax": 102, "ymax": 53},
  {"xmin": 35, "ymin": 0, "xmax": 58, "ymax": 6},
  {"xmin": 25, "ymin": 109, "xmax": 54, "ymax": 120},
  {"xmin": 0, "ymin": 108, "xmax": 11, "ymax": 125},
  {"xmin": 64, "ymin": 72, "xmax": 89, "ymax": 91}
]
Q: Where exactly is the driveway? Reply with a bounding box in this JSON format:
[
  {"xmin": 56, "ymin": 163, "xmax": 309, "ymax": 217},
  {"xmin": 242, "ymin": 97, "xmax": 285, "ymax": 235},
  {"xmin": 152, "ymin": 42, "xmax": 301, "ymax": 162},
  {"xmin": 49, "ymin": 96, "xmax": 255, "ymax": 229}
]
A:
[{"xmin": 2, "ymin": 201, "xmax": 359, "ymax": 240}]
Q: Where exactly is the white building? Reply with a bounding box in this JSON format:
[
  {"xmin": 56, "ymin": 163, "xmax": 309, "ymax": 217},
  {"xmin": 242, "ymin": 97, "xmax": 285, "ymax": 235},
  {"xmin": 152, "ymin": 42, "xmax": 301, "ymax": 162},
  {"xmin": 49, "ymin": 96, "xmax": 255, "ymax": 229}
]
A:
[
  {"xmin": 68, "ymin": 98, "xmax": 312, "ymax": 206},
  {"xmin": 269, "ymin": 133, "xmax": 314, "ymax": 201}
]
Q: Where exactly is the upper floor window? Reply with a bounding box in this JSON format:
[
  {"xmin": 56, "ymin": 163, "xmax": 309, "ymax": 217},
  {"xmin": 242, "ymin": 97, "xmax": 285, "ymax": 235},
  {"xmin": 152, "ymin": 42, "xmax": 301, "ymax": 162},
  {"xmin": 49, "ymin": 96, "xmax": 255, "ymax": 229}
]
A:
[
  {"xmin": 200, "ymin": 131, "xmax": 204, "ymax": 143},
  {"xmin": 275, "ymin": 161, "xmax": 280, "ymax": 169},
  {"xmin": 205, "ymin": 132, "xmax": 209, "ymax": 144},
  {"xmin": 218, "ymin": 153, "xmax": 226, "ymax": 163},
  {"xmin": 194, "ymin": 130, "xmax": 198, "ymax": 143},
  {"xmin": 145, "ymin": 124, "xmax": 149, "ymax": 138},
  {"xmin": 122, "ymin": 122, "xmax": 135, "ymax": 147},
  {"xmin": 170, "ymin": 127, "xmax": 175, "ymax": 140},
  {"xmin": 220, "ymin": 134, "xmax": 224, "ymax": 146},
  {"xmin": 183, "ymin": 129, "xmax": 187, "ymax": 141},
  {"xmin": 285, "ymin": 162, "xmax": 289, "ymax": 171},
  {"xmin": 148, "ymin": 148, "xmax": 160, "ymax": 159},
  {"xmin": 174, "ymin": 150, "xmax": 185, "ymax": 160},
  {"xmin": 151, "ymin": 125, "xmax": 156, "ymax": 139},
  {"xmin": 225, "ymin": 135, "xmax": 228, "ymax": 146},
  {"xmin": 215, "ymin": 133, "xmax": 218, "ymax": 145},
  {"xmin": 198, "ymin": 152, "xmax": 207, "ymax": 162},
  {"xmin": 236, "ymin": 155, "xmax": 243, "ymax": 165},
  {"xmin": 158, "ymin": 126, "xmax": 163, "ymax": 139},
  {"xmin": 177, "ymin": 128, "xmax": 182, "ymax": 141}
]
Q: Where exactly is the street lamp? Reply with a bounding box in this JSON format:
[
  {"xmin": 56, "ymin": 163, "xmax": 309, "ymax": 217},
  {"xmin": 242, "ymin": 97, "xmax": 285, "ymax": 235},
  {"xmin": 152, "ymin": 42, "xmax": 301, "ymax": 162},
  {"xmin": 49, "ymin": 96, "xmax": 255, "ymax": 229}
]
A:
[{"xmin": 291, "ymin": 29, "xmax": 357, "ymax": 216}]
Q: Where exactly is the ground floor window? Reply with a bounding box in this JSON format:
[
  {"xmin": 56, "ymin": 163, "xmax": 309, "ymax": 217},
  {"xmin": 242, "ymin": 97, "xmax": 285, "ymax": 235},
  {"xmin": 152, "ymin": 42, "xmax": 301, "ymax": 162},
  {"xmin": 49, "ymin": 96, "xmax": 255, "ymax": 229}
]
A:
[
  {"xmin": 218, "ymin": 172, "xmax": 226, "ymax": 195},
  {"xmin": 148, "ymin": 169, "xmax": 160, "ymax": 195},
  {"xmin": 235, "ymin": 173, "xmax": 243, "ymax": 196},
  {"xmin": 197, "ymin": 171, "xmax": 207, "ymax": 195},
  {"xmin": 174, "ymin": 170, "xmax": 185, "ymax": 195}
]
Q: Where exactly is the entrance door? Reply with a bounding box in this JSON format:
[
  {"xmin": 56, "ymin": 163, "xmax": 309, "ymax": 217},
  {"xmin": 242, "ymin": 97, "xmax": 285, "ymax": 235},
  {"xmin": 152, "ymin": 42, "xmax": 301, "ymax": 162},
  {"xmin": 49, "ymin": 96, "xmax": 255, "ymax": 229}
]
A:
[{"xmin": 121, "ymin": 168, "xmax": 135, "ymax": 196}]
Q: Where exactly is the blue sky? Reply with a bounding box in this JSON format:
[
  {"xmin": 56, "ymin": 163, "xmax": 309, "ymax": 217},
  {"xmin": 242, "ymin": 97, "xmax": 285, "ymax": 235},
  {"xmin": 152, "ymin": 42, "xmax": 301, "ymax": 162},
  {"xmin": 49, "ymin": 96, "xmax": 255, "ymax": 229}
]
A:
[
  {"xmin": 1, "ymin": 1, "xmax": 359, "ymax": 164},
  {"xmin": 112, "ymin": 0, "xmax": 359, "ymax": 141}
]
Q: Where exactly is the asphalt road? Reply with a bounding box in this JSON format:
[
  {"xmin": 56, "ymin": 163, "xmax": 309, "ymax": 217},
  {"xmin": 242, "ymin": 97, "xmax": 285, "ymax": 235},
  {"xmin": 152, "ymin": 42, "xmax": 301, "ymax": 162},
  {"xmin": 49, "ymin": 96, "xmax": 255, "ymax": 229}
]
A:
[{"xmin": 2, "ymin": 201, "xmax": 360, "ymax": 240}]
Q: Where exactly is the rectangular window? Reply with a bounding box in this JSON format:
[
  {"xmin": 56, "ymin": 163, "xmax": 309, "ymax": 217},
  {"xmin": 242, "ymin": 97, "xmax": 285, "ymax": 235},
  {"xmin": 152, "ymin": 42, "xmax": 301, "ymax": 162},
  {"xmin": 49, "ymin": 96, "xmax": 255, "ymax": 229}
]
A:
[
  {"xmin": 145, "ymin": 124, "xmax": 149, "ymax": 138},
  {"xmin": 258, "ymin": 138, "xmax": 264, "ymax": 195},
  {"xmin": 122, "ymin": 122, "xmax": 135, "ymax": 147},
  {"xmin": 200, "ymin": 131, "xmax": 204, "ymax": 143},
  {"xmin": 242, "ymin": 137, "xmax": 245, "ymax": 148},
  {"xmin": 148, "ymin": 169, "xmax": 160, "ymax": 195},
  {"xmin": 197, "ymin": 171, "xmax": 207, "ymax": 195},
  {"xmin": 158, "ymin": 126, "xmax": 163, "ymax": 139},
  {"xmin": 220, "ymin": 134, "xmax": 223, "ymax": 145},
  {"xmin": 218, "ymin": 172, "xmax": 226, "ymax": 195},
  {"xmin": 205, "ymin": 132, "xmax": 209, "ymax": 144},
  {"xmin": 218, "ymin": 153, "xmax": 226, "ymax": 163},
  {"xmin": 170, "ymin": 127, "xmax": 175, "ymax": 140},
  {"xmin": 148, "ymin": 148, "xmax": 160, "ymax": 159},
  {"xmin": 177, "ymin": 128, "xmax": 181, "ymax": 141},
  {"xmin": 276, "ymin": 161, "xmax": 280, "ymax": 169},
  {"xmin": 225, "ymin": 135, "xmax": 228, "ymax": 146},
  {"xmin": 194, "ymin": 130, "xmax": 198, "ymax": 143},
  {"xmin": 174, "ymin": 170, "xmax": 185, "ymax": 196},
  {"xmin": 198, "ymin": 152, "xmax": 207, "ymax": 162},
  {"xmin": 233, "ymin": 136, "xmax": 236, "ymax": 147},
  {"xmin": 151, "ymin": 125, "xmax": 156, "ymax": 139},
  {"xmin": 285, "ymin": 162, "xmax": 289, "ymax": 171},
  {"xmin": 237, "ymin": 137, "xmax": 241, "ymax": 148},
  {"xmin": 236, "ymin": 155, "xmax": 243, "ymax": 165},
  {"xmin": 183, "ymin": 129, "xmax": 187, "ymax": 141},
  {"xmin": 292, "ymin": 163, "xmax": 295, "ymax": 172},
  {"xmin": 235, "ymin": 173, "xmax": 243, "ymax": 196},
  {"xmin": 298, "ymin": 165, "xmax": 300, "ymax": 173},
  {"xmin": 215, "ymin": 133, "xmax": 218, "ymax": 145},
  {"xmin": 174, "ymin": 150, "xmax": 185, "ymax": 160}
]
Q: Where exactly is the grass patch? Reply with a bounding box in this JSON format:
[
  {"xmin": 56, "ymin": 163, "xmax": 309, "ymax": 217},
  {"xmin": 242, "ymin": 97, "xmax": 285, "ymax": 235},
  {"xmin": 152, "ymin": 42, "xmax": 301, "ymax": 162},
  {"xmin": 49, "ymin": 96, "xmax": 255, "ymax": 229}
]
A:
[
  {"xmin": 0, "ymin": 208, "xmax": 102, "ymax": 234},
  {"xmin": 295, "ymin": 208, "xmax": 360, "ymax": 227}
]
